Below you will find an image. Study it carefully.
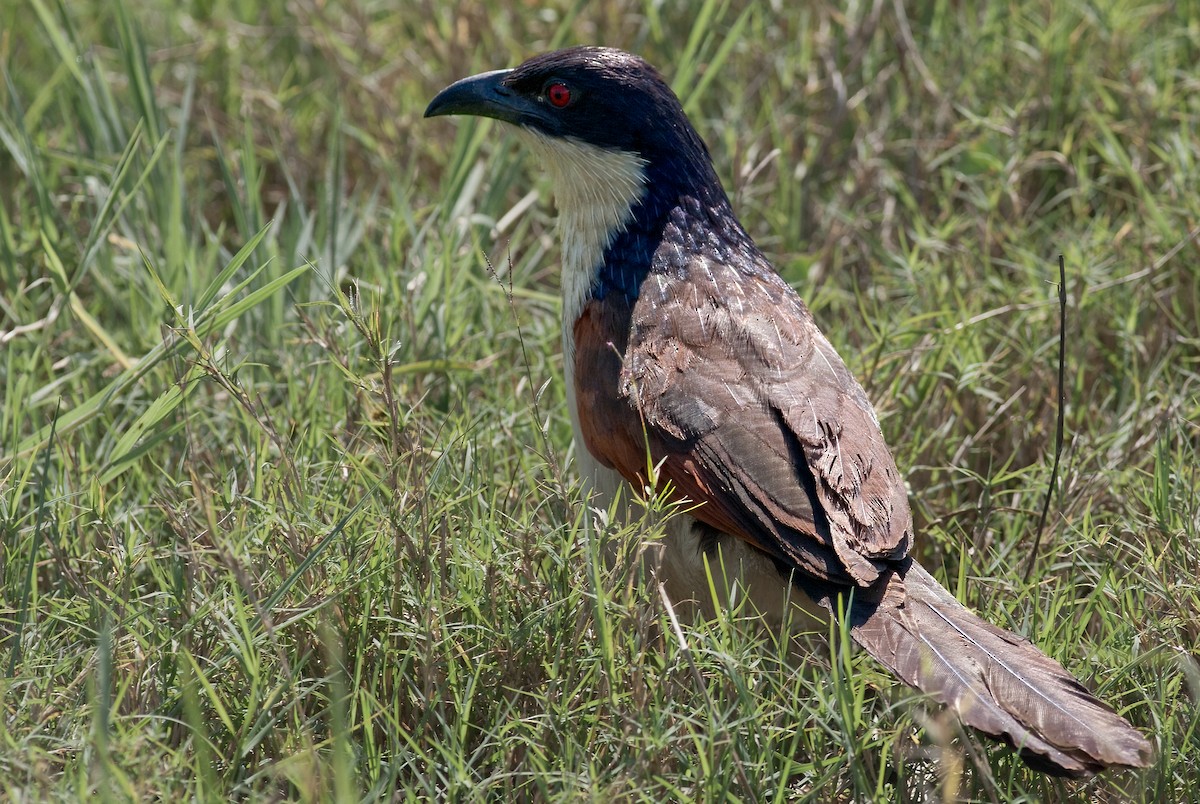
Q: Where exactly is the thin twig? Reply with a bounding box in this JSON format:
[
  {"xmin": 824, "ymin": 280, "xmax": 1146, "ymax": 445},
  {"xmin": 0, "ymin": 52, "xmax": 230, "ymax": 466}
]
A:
[
  {"xmin": 483, "ymin": 252, "xmax": 565, "ymax": 492},
  {"xmin": 1024, "ymin": 255, "xmax": 1068, "ymax": 581}
]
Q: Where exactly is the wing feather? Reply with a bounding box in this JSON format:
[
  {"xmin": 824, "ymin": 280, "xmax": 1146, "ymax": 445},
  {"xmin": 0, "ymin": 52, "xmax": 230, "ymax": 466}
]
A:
[{"xmin": 576, "ymin": 251, "xmax": 912, "ymax": 587}]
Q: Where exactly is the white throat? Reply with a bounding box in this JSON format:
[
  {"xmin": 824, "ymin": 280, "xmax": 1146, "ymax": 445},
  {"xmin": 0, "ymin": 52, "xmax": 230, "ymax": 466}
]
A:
[
  {"xmin": 515, "ymin": 128, "xmax": 647, "ymax": 326},
  {"xmin": 515, "ymin": 128, "xmax": 647, "ymax": 504}
]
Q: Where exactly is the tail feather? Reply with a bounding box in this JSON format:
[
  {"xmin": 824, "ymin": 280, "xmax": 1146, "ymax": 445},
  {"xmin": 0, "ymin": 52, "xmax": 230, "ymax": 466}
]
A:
[{"xmin": 839, "ymin": 561, "xmax": 1153, "ymax": 776}]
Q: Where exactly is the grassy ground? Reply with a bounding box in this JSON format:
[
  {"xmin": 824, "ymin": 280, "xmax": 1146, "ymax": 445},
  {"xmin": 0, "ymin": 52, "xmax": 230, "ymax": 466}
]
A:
[{"xmin": 2, "ymin": 0, "xmax": 1198, "ymax": 800}]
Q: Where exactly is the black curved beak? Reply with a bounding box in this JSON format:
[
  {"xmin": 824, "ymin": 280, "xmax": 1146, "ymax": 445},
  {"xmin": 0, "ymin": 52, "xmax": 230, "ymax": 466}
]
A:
[{"xmin": 424, "ymin": 68, "xmax": 527, "ymax": 123}]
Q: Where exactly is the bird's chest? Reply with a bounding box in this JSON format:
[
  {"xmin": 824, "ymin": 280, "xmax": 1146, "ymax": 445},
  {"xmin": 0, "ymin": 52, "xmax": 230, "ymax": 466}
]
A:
[
  {"xmin": 565, "ymin": 281, "xmax": 696, "ymax": 493},
  {"xmin": 563, "ymin": 292, "xmax": 637, "ymax": 504}
]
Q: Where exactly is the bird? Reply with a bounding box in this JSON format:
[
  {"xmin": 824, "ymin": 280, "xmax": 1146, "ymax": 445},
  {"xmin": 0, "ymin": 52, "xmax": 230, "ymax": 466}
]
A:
[{"xmin": 424, "ymin": 46, "xmax": 1153, "ymax": 777}]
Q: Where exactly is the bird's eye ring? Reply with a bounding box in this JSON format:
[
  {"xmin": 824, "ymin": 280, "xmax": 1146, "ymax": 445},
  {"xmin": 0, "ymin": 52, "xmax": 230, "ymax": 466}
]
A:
[{"xmin": 545, "ymin": 82, "xmax": 572, "ymax": 108}]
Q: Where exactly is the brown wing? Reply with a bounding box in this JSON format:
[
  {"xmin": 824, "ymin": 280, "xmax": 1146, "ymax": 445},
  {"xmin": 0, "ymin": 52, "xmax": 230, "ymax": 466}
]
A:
[{"xmin": 574, "ymin": 254, "xmax": 911, "ymax": 588}]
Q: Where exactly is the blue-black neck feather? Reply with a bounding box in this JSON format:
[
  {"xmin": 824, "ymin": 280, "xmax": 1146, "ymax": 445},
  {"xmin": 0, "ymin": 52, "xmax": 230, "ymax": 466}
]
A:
[{"xmin": 594, "ymin": 151, "xmax": 762, "ymax": 303}]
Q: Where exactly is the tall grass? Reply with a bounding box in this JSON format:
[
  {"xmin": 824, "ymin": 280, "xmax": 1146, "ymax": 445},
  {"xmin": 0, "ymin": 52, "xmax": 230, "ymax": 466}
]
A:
[{"xmin": 2, "ymin": 0, "xmax": 1197, "ymax": 800}]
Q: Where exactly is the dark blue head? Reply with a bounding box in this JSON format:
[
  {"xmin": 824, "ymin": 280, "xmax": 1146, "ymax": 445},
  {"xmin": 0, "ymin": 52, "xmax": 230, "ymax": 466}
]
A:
[{"xmin": 426, "ymin": 47, "xmax": 724, "ymax": 199}]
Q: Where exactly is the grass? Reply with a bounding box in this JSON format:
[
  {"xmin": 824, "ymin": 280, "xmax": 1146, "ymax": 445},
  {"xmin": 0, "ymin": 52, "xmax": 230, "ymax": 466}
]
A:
[{"xmin": 1, "ymin": 0, "xmax": 1198, "ymax": 800}]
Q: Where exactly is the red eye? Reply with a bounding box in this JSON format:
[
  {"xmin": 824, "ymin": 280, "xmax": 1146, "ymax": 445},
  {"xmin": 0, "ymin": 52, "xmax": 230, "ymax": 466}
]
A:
[{"xmin": 546, "ymin": 82, "xmax": 572, "ymax": 108}]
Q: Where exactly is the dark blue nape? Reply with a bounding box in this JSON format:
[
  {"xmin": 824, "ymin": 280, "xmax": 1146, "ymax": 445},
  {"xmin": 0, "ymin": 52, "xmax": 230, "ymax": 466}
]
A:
[{"xmin": 591, "ymin": 158, "xmax": 755, "ymax": 304}]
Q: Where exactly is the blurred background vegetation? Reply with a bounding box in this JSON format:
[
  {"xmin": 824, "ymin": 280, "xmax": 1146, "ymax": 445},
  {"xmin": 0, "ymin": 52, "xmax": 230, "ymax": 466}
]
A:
[{"xmin": 1, "ymin": 0, "xmax": 1197, "ymax": 800}]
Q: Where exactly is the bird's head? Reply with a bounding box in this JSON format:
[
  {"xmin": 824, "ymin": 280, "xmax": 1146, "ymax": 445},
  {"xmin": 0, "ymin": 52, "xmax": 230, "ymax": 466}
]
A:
[
  {"xmin": 425, "ymin": 47, "xmax": 746, "ymax": 306},
  {"xmin": 425, "ymin": 47, "xmax": 717, "ymax": 184}
]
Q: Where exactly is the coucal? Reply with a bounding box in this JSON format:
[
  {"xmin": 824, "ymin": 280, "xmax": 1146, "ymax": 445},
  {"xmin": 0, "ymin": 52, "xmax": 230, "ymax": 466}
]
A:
[{"xmin": 425, "ymin": 46, "xmax": 1152, "ymax": 776}]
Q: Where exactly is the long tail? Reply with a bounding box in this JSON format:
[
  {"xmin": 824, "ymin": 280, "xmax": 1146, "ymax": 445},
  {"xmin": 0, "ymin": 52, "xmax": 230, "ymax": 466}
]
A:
[{"xmin": 842, "ymin": 561, "xmax": 1153, "ymax": 776}]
